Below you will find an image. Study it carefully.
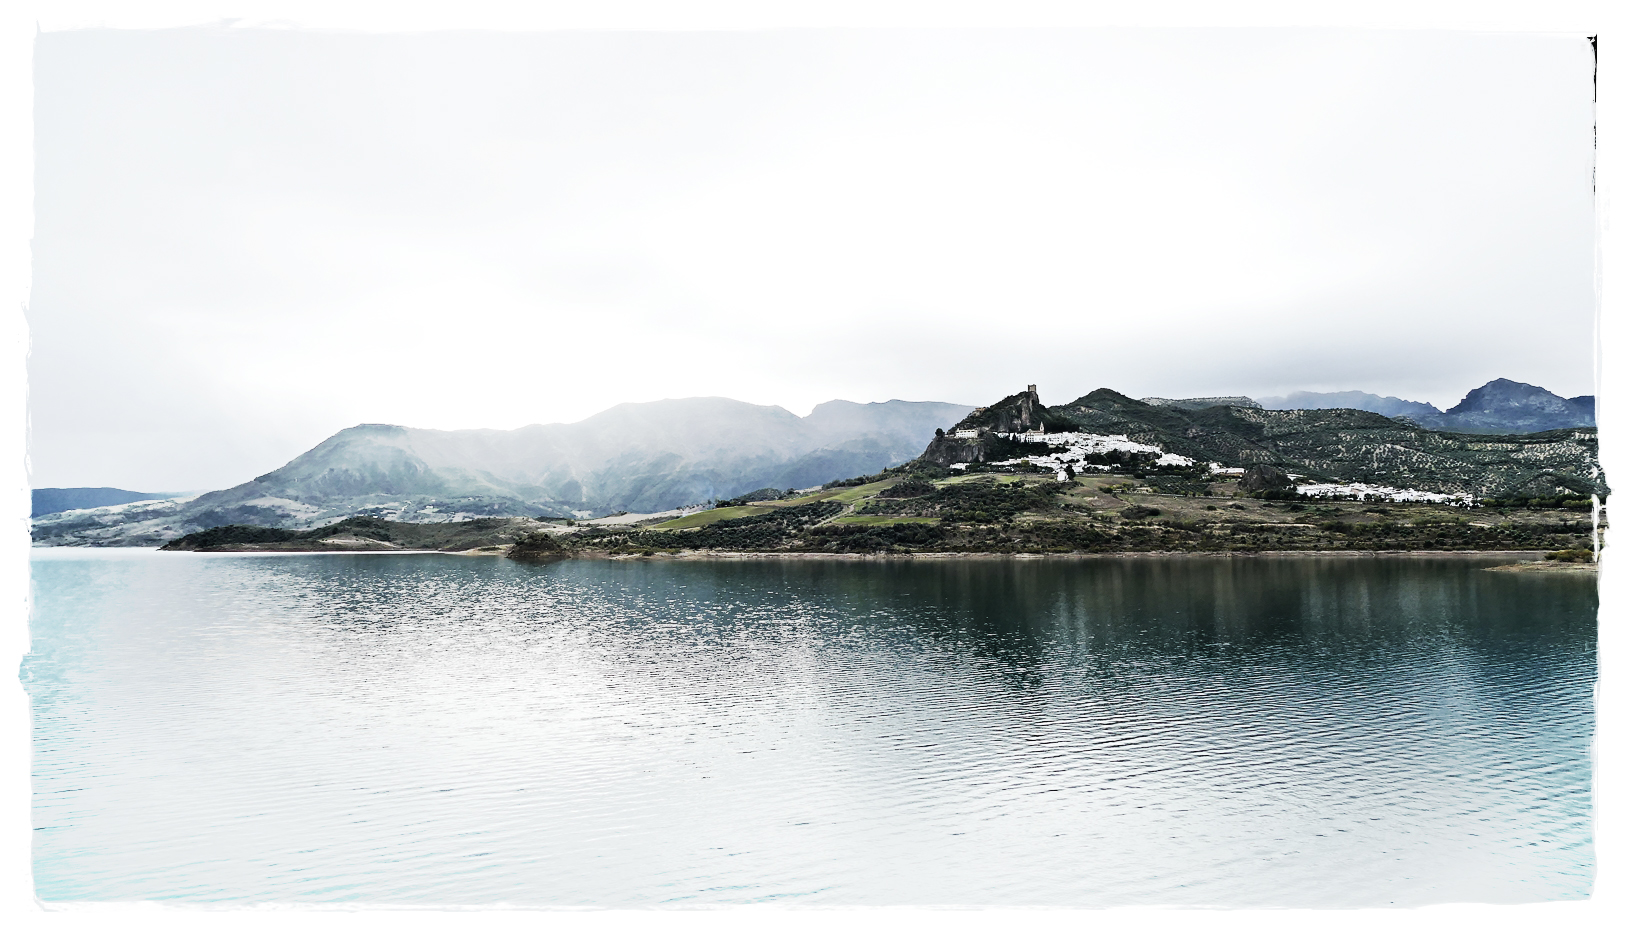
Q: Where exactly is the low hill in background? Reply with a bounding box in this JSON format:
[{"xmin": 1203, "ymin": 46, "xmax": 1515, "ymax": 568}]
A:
[{"xmin": 1255, "ymin": 390, "xmax": 1445, "ymax": 420}]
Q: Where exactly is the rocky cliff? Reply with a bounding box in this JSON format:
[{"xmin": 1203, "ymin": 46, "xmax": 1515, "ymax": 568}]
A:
[{"xmin": 916, "ymin": 386, "xmax": 1059, "ymax": 468}]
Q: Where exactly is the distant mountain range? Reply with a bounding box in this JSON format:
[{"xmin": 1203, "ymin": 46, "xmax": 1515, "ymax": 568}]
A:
[
  {"xmin": 1253, "ymin": 390, "xmax": 1441, "ymax": 420},
  {"xmin": 1240, "ymin": 379, "xmax": 1594, "ymax": 433},
  {"xmin": 31, "ymin": 487, "xmax": 185, "ymax": 518},
  {"xmin": 32, "ymin": 397, "xmax": 971, "ymax": 545},
  {"xmin": 31, "ymin": 377, "xmax": 1603, "ymax": 546}
]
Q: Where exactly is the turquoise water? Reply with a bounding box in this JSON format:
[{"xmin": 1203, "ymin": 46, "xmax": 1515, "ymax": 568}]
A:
[{"xmin": 25, "ymin": 550, "xmax": 1595, "ymax": 906}]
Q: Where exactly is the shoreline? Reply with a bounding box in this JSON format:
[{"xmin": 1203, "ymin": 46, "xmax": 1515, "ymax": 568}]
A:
[
  {"xmin": 40, "ymin": 546, "xmax": 1599, "ymax": 572},
  {"xmin": 118, "ymin": 545, "xmax": 1568, "ymax": 561},
  {"xmin": 575, "ymin": 549, "xmax": 1557, "ymax": 562}
]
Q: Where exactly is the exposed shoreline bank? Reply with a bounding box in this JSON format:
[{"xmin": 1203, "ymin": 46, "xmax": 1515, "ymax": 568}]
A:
[
  {"xmin": 565, "ymin": 548, "xmax": 1564, "ymax": 562},
  {"xmin": 133, "ymin": 545, "xmax": 1573, "ymax": 561}
]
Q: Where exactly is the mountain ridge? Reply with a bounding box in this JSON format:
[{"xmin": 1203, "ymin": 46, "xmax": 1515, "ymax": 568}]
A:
[
  {"xmin": 33, "ymin": 396, "xmax": 972, "ymax": 546},
  {"xmin": 31, "ymin": 487, "xmax": 187, "ymax": 518},
  {"xmin": 1247, "ymin": 378, "xmax": 1593, "ymax": 433}
]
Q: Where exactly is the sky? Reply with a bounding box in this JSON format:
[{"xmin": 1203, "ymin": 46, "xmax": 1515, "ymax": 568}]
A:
[{"xmin": 26, "ymin": 26, "xmax": 1600, "ymax": 491}]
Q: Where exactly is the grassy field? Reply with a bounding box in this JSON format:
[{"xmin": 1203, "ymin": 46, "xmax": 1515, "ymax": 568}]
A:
[
  {"xmin": 649, "ymin": 505, "xmax": 778, "ymax": 530},
  {"xmin": 823, "ymin": 480, "xmax": 900, "ymax": 503},
  {"xmin": 647, "ymin": 479, "xmax": 900, "ymax": 530}
]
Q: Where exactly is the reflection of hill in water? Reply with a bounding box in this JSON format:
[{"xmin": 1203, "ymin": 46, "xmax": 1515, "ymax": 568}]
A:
[
  {"xmin": 251, "ymin": 555, "xmax": 1596, "ymax": 689},
  {"xmin": 455, "ymin": 557, "xmax": 1593, "ymax": 704},
  {"xmin": 29, "ymin": 552, "xmax": 1596, "ymax": 905}
]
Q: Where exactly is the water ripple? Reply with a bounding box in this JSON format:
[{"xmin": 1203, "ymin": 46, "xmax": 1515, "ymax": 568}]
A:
[{"xmin": 26, "ymin": 551, "xmax": 1595, "ymax": 906}]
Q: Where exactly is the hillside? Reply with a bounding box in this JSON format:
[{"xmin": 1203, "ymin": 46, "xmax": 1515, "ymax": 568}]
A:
[
  {"xmin": 160, "ymin": 470, "xmax": 1597, "ymax": 559},
  {"xmin": 554, "ymin": 471, "xmax": 1596, "ymax": 557}
]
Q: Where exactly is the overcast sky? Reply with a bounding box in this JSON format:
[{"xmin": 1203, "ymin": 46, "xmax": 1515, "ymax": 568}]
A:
[{"xmin": 28, "ymin": 27, "xmax": 1597, "ymax": 491}]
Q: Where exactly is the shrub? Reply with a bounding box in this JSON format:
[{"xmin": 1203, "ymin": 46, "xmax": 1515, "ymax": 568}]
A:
[
  {"xmin": 508, "ymin": 531, "xmax": 569, "ymax": 561},
  {"xmin": 160, "ymin": 524, "xmax": 299, "ymax": 549},
  {"xmin": 878, "ymin": 479, "xmax": 934, "ymax": 499},
  {"xmin": 715, "ymin": 488, "xmax": 789, "ymax": 507}
]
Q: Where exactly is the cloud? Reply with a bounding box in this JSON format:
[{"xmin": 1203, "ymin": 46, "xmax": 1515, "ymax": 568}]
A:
[{"xmin": 27, "ymin": 28, "xmax": 1597, "ymax": 489}]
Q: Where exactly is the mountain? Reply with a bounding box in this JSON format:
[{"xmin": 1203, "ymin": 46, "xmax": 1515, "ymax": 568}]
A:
[
  {"xmin": 31, "ymin": 397, "xmax": 971, "ymax": 546},
  {"xmin": 1432, "ymin": 379, "xmax": 1597, "ymax": 433},
  {"xmin": 31, "ymin": 487, "xmax": 184, "ymax": 518},
  {"xmin": 1256, "ymin": 390, "xmax": 1443, "ymax": 420},
  {"xmin": 919, "ymin": 385, "xmax": 1603, "ymax": 500},
  {"xmin": 1257, "ymin": 380, "xmax": 1594, "ymax": 433}
]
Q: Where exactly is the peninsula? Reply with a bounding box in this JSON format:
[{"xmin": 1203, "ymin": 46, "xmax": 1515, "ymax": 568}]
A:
[{"xmin": 161, "ymin": 385, "xmax": 1604, "ymax": 561}]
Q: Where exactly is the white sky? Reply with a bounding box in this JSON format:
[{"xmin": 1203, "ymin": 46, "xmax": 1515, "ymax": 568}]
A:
[
  {"xmin": 3, "ymin": 6, "xmax": 1626, "ymax": 928},
  {"xmin": 25, "ymin": 26, "xmax": 1599, "ymax": 490}
]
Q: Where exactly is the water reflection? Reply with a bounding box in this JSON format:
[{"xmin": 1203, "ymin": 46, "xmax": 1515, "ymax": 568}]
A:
[{"xmin": 27, "ymin": 551, "xmax": 1594, "ymax": 906}]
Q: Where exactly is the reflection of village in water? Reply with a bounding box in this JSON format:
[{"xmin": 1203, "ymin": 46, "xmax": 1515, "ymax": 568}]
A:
[{"xmin": 27, "ymin": 551, "xmax": 1598, "ymax": 905}]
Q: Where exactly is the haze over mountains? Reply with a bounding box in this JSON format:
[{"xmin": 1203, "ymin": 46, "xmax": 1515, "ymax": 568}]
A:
[
  {"xmin": 31, "ymin": 378, "xmax": 1601, "ymax": 546},
  {"xmin": 32, "ymin": 397, "xmax": 971, "ymax": 545}
]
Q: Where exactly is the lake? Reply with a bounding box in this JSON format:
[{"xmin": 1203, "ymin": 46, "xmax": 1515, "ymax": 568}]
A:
[{"xmin": 25, "ymin": 550, "xmax": 1596, "ymax": 906}]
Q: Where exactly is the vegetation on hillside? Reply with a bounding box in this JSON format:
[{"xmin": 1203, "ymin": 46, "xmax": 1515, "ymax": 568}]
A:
[{"xmin": 531, "ymin": 468, "xmax": 1598, "ymax": 557}]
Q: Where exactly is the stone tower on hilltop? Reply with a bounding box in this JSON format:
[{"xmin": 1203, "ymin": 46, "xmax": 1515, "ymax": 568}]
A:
[
  {"xmin": 915, "ymin": 384, "xmax": 1048, "ymax": 467},
  {"xmin": 990, "ymin": 384, "xmax": 1044, "ymax": 433}
]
